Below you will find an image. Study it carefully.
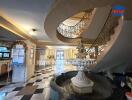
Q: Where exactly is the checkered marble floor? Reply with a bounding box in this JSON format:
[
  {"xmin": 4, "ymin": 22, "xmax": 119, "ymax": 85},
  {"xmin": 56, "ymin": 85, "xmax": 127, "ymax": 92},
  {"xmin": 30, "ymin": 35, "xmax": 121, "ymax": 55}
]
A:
[{"xmin": 0, "ymin": 66, "xmax": 54, "ymax": 100}]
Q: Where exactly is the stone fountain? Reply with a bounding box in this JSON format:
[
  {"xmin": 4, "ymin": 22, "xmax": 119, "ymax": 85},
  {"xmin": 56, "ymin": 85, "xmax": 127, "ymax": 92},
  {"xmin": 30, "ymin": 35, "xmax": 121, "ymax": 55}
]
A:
[
  {"xmin": 50, "ymin": 42, "xmax": 114, "ymax": 100},
  {"xmin": 71, "ymin": 42, "xmax": 94, "ymax": 94}
]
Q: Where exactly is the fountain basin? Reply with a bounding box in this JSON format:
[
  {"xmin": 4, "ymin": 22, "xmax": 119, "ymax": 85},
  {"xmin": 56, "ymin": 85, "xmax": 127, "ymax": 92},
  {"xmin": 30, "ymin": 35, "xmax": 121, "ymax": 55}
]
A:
[{"xmin": 50, "ymin": 71, "xmax": 113, "ymax": 100}]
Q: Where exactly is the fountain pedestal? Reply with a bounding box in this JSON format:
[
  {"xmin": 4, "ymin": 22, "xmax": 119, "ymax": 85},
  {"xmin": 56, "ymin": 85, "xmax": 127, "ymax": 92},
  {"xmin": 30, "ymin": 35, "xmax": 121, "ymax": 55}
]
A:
[
  {"xmin": 70, "ymin": 42, "xmax": 94, "ymax": 93},
  {"xmin": 71, "ymin": 71, "xmax": 94, "ymax": 93}
]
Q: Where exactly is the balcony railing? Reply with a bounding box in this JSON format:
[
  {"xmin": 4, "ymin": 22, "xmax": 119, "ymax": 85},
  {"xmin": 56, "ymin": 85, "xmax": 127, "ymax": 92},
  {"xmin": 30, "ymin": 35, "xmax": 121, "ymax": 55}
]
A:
[
  {"xmin": 87, "ymin": 9, "xmax": 120, "ymax": 53},
  {"xmin": 57, "ymin": 9, "xmax": 95, "ymax": 38}
]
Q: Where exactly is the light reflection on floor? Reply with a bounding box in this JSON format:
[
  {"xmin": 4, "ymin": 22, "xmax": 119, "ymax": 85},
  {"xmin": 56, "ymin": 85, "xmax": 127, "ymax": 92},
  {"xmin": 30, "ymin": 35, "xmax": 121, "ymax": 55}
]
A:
[
  {"xmin": 0, "ymin": 92, "xmax": 6, "ymax": 100},
  {"xmin": 0, "ymin": 61, "xmax": 77, "ymax": 100},
  {"xmin": 54, "ymin": 60, "xmax": 64, "ymax": 75}
]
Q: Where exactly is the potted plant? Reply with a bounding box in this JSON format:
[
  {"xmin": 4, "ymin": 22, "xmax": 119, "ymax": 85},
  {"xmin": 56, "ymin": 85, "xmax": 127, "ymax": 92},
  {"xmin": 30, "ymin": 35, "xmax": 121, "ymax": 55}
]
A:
[{"xmin": 126, "ymin": 77, "xmax": 132, "ymax": 100}]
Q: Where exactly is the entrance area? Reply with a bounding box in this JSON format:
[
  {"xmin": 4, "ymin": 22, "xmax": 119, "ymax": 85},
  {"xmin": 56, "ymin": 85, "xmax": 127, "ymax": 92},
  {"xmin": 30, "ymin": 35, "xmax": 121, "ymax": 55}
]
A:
[{"xmin": 55, "ymin": 50, "xmax": 64, "ymax": 75}]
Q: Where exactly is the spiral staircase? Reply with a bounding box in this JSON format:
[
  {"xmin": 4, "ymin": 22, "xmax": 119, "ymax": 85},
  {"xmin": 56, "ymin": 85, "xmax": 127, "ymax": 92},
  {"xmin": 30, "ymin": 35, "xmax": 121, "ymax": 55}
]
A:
[{"xmin": 44, "ymin": 0, "xmax": 132, "ymax": 72}]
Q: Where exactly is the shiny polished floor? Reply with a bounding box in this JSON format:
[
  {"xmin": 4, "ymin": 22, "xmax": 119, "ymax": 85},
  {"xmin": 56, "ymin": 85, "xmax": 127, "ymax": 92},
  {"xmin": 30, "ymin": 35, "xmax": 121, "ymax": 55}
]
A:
[
  {"xmin": 0, "ymin": 67, "xmax": 53, "ymax": 100},
  {"xmin": 0, "ymin": 60, "xmax": 127, "ymax": 100},
  {"xmin": 0, "ymin": 60, "xmax": 76, "ymax": 100}
]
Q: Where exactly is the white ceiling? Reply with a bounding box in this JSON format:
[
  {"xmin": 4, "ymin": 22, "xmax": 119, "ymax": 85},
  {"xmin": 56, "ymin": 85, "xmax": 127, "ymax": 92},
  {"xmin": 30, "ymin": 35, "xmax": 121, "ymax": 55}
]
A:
[
  {"xmin": 0, "ymin": 0, "xmax": 54, "ymax": 41},
  {"xmin": 0, "ymin": 0, "xmax": 132, "ymax": 43}
]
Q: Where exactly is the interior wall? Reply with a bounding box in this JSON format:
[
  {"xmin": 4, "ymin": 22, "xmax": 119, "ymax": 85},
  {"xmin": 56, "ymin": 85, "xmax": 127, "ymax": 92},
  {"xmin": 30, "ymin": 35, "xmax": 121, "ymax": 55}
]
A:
[{"xmin": 36, "ymin": 47, "xmax": 78, "ymax": 66}]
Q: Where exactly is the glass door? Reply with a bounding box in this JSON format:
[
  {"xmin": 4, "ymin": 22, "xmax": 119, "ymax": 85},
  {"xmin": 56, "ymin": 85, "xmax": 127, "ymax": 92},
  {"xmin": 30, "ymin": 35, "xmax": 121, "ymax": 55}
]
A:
[
  {"xmin": 56, "ymin": 50, "xmax": 64, "ymax": 60},
  {"xmin": 11, "ymin": 44, "xmax": 26, "ymax": 82},
  {"xmin": 55, "ymin": 50, "xmax": 64, "ymax": 75}
]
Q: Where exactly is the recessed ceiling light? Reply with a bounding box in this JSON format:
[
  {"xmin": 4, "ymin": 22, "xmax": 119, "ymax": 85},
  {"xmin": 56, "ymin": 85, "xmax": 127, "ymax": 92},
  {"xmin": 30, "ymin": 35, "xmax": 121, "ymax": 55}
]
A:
[{"xmin": 29, "ymin": 29, "xmax": 37, "ymax": 36}]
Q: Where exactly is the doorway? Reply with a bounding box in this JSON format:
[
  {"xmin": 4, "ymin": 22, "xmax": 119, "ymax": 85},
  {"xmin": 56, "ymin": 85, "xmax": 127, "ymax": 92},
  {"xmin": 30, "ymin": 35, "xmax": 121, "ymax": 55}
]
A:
[
  {"xmin": 55, "ymin": 50, "xmax": 64, "ymax": 75},
  {"xmin": 56, "ymin": 50, "xmax": 64, "ymax": 60}
]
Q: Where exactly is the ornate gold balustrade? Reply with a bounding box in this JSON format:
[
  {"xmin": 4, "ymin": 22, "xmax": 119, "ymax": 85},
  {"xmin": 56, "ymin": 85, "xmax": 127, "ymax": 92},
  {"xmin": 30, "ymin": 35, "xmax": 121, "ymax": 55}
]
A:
[{"xmin": 57, "ymin": 9, "xmax": 95, "ymax": 38}]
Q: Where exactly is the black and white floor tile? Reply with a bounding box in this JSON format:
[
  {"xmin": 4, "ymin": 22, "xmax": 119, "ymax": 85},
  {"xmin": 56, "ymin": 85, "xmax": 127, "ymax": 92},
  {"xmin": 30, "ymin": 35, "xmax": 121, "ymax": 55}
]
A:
[{"xmin": 0, "ymin": 66, "xmax": 54, "ymax": 100}]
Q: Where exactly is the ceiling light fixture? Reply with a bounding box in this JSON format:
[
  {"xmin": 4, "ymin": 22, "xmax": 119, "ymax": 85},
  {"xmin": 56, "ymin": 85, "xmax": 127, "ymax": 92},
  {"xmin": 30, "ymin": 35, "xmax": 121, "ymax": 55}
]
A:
[{"xmin": 29, "ymin": 29, "xmax": 37, "ymax": 36}]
